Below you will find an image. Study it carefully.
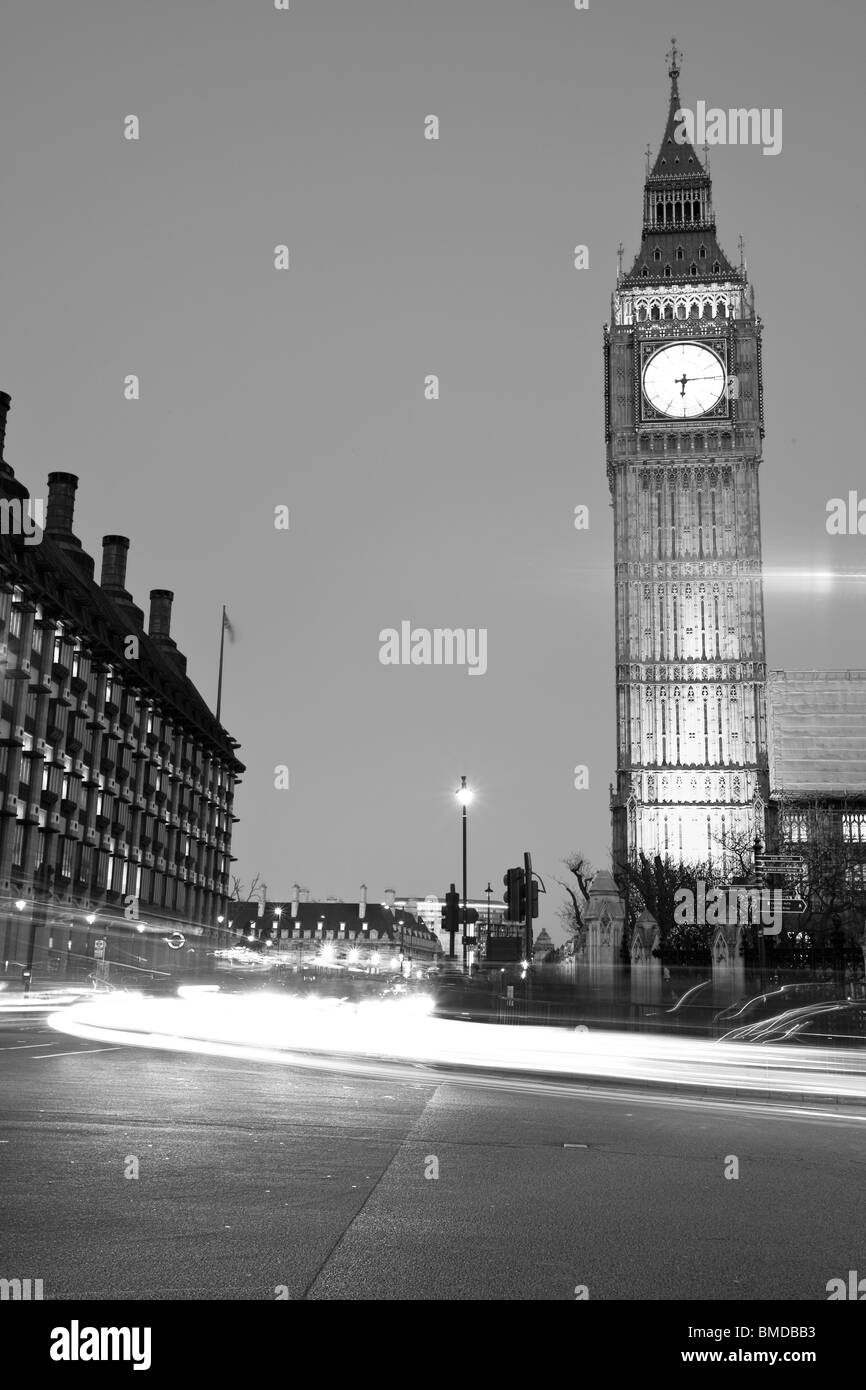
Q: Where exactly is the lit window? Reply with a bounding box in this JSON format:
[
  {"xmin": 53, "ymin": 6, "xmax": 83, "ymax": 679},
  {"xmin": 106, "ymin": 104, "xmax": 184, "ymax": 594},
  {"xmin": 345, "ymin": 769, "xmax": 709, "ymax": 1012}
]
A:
[{"xmin": 843, "ymin": 813, "xmax": 866, "ymax": 843}]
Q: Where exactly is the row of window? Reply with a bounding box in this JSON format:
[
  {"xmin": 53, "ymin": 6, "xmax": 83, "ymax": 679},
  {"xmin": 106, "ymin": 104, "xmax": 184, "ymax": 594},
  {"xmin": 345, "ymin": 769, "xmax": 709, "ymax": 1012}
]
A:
[
  {"xmin": 785, "ymin": 812, "xmax": 866, "ymax": 844},
  {"xmin": 638, "ymin": 432, "xmax": 735, "ymax": 452},
  {"xmin": 16, "ymin": 822, "xmax": 229, "ymax": 898},
  {"xmin": 1, "ymin": 592, "xmax": 235, "ymax": 804},
  {"xmin": 645, "ymin": 197, "xmax": 710, "ymax": 227},
  {"xmin": 638, "ymin": 299, "xmax": 728, "ymax": 321}
]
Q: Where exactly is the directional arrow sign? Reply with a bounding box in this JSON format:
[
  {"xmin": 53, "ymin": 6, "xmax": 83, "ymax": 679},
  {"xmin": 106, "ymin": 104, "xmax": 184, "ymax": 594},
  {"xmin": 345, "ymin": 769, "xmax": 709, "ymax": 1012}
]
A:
[
  {"xmin": 781, "ymin": 898, "xmax": 807, "ymax": 914},
  {"xmin": 756, "ymin": 857, "xmax": 802, "ymax": 870}
]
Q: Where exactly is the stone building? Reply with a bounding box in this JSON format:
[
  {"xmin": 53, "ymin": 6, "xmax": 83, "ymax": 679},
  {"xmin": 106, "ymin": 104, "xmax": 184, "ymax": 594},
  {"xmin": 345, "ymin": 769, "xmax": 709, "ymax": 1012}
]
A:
[
  {"xmin": 0, "ymin": 390, "xmax": 244, "ymax": 983},
  {"xmin": 228, "ymin": 888, "xmax": 442, "ymax": 971},
  {"xmin": 606, "ymin": 43, "xmax": 769, "ymax": 874}
]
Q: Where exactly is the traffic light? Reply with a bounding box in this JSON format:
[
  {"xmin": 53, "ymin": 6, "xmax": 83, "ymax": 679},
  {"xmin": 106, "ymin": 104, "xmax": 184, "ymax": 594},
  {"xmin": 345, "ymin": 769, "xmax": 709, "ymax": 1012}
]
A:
[
  {"xmin": 442, "ymin": 889, "xmax": 460, "ymax": 935},
  {"xmin": 503, "ymin": 867, "xmax": 525, "ymax": 923},
  {"xmin": 530, "ymin": 880, "xmax": 539, "ymax": 919},
  {"xmin": 463, "ymin": 908, "xmax": 479, "ymax": 926}
]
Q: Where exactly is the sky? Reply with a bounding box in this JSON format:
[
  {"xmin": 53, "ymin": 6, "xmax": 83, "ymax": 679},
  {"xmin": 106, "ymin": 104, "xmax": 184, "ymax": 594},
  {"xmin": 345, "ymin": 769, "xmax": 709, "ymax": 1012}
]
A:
[{"xmin": 1, "ymin": 0, "xmax": 864, "ymax": 940}]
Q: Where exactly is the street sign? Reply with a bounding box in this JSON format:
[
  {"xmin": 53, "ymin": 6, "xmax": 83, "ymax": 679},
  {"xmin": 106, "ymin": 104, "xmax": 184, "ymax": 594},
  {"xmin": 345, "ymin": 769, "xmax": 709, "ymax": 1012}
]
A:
[
  {"xmin": 165, "ymin": 932, "xmax": 186, "ymax": 950},
  {"xmin": 781, "ymin": 898, "xmax": 807, "ymax": 914},
  {"xmin": 461, "ymin": 936, "xmax": 476, "ymax": 946},
  {"xmin": 756, "ymin": 856, "xmax": 802, "ymax": 870},
  {"xmin": 93, "ymin": 939, "xmax": 105, "ymax": 959}
]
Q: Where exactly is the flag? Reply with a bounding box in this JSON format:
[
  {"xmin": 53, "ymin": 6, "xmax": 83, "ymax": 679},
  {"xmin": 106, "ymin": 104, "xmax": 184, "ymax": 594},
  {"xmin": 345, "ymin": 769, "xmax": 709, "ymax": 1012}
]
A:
[{"xmin": 223, "ymin": 609, "xmax": 235, "ymax": 642}]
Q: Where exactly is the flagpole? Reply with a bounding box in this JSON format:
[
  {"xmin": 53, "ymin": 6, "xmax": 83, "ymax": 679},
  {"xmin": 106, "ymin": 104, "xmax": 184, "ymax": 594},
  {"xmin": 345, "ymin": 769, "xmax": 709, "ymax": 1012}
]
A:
[{"xmin": 216, "ymin": 605, "xmax": 227, "ymax": 724}]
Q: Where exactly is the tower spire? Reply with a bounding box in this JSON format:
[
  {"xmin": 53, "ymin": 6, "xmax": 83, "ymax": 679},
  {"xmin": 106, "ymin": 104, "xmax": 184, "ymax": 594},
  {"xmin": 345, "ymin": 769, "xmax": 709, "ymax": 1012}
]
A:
[{"xmin": 666, "ymin": 35, "xmax": 682, "ymax": 85}]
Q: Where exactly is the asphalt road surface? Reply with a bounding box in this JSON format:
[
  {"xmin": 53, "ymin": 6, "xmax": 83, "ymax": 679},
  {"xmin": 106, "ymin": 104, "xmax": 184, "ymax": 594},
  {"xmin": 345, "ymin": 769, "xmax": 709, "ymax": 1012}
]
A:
[{"xmin": 1, "ymin": 1014, "xmax": 864, "ymax": 1301}]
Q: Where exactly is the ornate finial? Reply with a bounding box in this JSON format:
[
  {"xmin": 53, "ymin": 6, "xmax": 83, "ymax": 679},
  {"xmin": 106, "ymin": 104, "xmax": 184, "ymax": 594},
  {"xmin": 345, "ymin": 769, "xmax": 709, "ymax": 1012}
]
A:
[
  {"xmin": 616, "ymin": 241, "xmax": 625, "ymax": 279},
  {"xmin": 701, "ymin": 140, "xmax": 710, "ymax": 172},
  {"xmin": 666, "ymin": 36, "xmax": 682, "ymax": 81},
  {"xmin": 644, "ymin": 142, "xmax": 652, "ymax": 174},
  {"xmin": 738, "ymin": 234, "xmax": 746, "ymax": 270}
]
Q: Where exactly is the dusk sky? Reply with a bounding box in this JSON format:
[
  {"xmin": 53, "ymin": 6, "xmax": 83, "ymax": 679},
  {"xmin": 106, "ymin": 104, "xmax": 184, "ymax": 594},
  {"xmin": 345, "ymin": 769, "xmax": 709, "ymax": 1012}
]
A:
[{"xmin": 1, "ymin": 0, "xmax": 864, "ymax": 938}]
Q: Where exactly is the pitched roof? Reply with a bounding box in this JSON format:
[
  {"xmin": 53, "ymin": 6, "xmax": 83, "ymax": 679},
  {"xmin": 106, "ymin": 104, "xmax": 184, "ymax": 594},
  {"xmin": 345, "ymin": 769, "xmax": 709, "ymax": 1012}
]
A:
[
  {"xmin": 649, "ymin": 72, "xmax": 706, "ymax": 181},
  {"xmin": 229, "ymin": 900, "xmax": 441, "ymax": 945},
  {"xmin": 623, "ymin": 59, "xmax": 739, "ymax": 285}
]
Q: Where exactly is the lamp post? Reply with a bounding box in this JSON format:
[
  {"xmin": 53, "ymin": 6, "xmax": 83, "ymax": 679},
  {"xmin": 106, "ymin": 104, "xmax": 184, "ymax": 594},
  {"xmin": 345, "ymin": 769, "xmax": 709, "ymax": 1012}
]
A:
[
  {"xmin": 456, "ymin": 776, "xmax": 472, "ymax": 972},
  {"xmin": 485, "ymin": 881, "xmax": 493, "ymax": 961},
  {"xmin": 15, "ymin": 899, "xmax": 30, "ymax": 995}
]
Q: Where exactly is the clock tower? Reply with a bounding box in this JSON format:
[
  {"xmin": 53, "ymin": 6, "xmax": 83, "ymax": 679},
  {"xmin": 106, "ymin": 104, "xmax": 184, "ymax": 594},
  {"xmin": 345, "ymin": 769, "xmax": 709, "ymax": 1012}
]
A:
[{"xmin": 606, "ymin": 41, "xmax": 769, "ymax": 873}]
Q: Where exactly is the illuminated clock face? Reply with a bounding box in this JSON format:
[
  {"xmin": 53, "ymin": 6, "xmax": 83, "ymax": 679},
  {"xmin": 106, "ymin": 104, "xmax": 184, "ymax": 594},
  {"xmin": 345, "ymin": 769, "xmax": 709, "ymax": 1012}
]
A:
[{"xmin": 642, "ymin": 342, "xmax": 726, "ymax": 419}]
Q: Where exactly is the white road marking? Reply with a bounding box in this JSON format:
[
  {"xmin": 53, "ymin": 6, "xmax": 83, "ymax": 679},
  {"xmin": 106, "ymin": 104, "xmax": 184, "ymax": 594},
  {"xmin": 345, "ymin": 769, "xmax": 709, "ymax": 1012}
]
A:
[
  {"xmin": 34, "ymin": 1047, "xmax": 121, "ymax": 1059},
  {"xmin": 0, "ymin": 1042, "xmax": 57, "ymax": 1050}
]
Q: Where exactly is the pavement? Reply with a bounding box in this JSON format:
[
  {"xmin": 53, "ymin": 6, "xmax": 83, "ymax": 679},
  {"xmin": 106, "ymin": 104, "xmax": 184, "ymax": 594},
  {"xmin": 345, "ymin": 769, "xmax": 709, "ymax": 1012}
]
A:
[{"xmin": 1, "ymin": 1014, "xmax": 865, "ymax": 1300}]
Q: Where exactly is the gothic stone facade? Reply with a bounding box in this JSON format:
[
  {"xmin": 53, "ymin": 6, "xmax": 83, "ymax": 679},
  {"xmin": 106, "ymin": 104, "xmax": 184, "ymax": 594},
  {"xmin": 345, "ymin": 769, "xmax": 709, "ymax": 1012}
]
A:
[{"xmin": 607, "ymin": 51, "xmax": 769, "ymax": 874}]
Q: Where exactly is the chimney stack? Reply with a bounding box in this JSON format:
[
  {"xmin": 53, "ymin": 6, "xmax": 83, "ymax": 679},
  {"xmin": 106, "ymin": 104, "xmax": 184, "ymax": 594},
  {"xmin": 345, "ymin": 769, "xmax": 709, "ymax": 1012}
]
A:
[
  {"xmin": 0, "ymin": 392, "xmax": 29, "ymax": 500},
  {"xmin": 0, "ymin": 391, "xmax": 10, "ymax": 464},
  {"xmin": 101, "ymin": 535, "xmax": 130, "ymax": 594},
  {"xmin": 148, "ymin": 589, "xmax": 174, "ymax": 642},
  {"xmin": 46, "ymin": 472, "xmax": 79, "ymax": 536}
]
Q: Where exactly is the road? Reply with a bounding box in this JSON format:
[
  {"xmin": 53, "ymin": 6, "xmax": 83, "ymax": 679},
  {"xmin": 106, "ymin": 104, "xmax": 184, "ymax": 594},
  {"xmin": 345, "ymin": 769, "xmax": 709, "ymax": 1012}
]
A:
[{"xmin": 1, "ymin": 1013, "xmax": 864, "ymax": 1301}]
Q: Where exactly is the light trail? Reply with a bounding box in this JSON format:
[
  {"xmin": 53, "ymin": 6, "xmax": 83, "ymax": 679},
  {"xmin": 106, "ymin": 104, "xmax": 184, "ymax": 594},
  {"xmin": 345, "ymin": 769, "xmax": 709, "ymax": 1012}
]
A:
[{"xmin": 46, "ymin": 991, "xmax": 866, "ymax": 1107}]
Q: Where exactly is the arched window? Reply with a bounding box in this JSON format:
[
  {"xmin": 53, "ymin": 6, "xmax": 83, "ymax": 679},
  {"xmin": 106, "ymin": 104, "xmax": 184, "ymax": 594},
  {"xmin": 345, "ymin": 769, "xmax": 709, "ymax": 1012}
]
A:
[
  {"xmin": 689, "ymin": 300, "xmax": 700, "ymax": 318},
  {"xmin": 638, "ymin": 305, "xmax": 648, "ymax": 321},
  {"xmin": 653, "ymin": 248, "xmax": 662, "ymax": 262},
  {"xmin": 717, "ymin": 301, "xmax": 726, "ymax": 319},
  {"xmin": 676, "ymin": 302, "xmax": 686, "ymax": 319},
  {"xmin": 692, "ymin": 200, "xmax": 700, "ymax": 220},
  {"xmin": 699, "ymin": 244, "xmax": 707, "ymax": 259},
  {"xmin": 690, "ymin": 263, "xmax": 697, "ymax": 277},
  {"xmin": 664, "ymin": 302, "xmax": 674, "ymax": 319},
  {"xmin": 703, "ymin": 300, "xmax": 713, "ymax": 318},
  {"xmin": 641, "ymin": 266, "xmax": 649, "ymax": 277},
  {"xmin": 651, "ymin": 304, "xmax": 660, "ymax": 321},
  {"xmin": 674, "ymin": 202, "xmax": 683, "ymax": 223},
  {"xmin": 676, "ymin": 246, "xmax": 684, "ymax": 260},
  {"xmin": 664, "ymin": 265, "xmax": 672, "ymax": 278},
  {"xmin": 656, "ymin": 202, "xmax": 664, "ymax": 223},
  {"xmin": 712, "ymin": 261, "xmax": 720, "ymax": 274}
]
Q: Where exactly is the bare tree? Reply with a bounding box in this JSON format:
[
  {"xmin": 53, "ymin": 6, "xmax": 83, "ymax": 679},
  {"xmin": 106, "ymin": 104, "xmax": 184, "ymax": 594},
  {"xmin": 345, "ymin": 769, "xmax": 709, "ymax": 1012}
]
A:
[
  {"xmin": 554, "ymin": 852, "xmax": 594, "ymax": 938},
  {"xmin": 230, "ymin": 872, "xmax": 262, "ymax": 903}
]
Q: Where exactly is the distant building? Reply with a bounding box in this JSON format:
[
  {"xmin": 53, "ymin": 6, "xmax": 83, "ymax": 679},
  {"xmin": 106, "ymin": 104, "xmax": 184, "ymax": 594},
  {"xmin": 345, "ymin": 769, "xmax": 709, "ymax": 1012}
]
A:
[
  {"xmin": 765, "ymin": 670, "xmax": 866, "ymax": 887},
  {"xmin": 531, "ymin": 928, "xmax": 555, "ymax": 963},
  {"xmin": 394, "ymin": 893, "xmax": 507, "ymax": 957},
  {"xmin": 228, "ymin": 888, "xmax": 442, "ymax": 971}
]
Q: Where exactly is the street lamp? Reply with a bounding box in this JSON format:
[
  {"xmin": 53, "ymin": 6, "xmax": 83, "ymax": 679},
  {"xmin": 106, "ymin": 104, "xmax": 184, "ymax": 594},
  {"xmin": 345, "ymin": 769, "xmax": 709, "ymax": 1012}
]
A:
[{"xmin": 456, "ymin": 776, "xmax": 472, "ymax": 972}]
